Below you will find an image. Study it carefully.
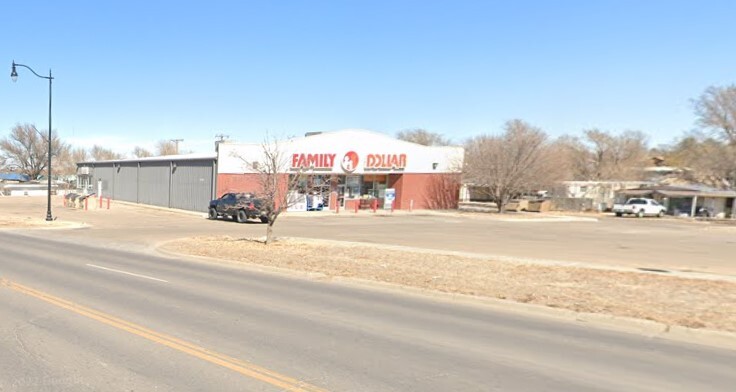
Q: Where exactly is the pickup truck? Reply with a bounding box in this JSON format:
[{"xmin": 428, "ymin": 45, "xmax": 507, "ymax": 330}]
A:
[
  {"xmin": 208, "ymin": 193, "xmax": 269, "ymax": 223},
  {"xmin": 613, "ymin": 198, "xmax": 666, "ymax": 218}
]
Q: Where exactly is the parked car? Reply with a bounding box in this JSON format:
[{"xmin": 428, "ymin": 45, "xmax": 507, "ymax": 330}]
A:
[
  {"xmin": 612, "ymin": 198, "xmax": 666, "ymax": 218},
  {"xmin": 208, "ymin": 193, "xmax": 269, "ymax": 223}
]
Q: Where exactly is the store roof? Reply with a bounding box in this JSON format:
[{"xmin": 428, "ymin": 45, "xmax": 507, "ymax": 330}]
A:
[{"xmin": 78, "ymin": 152, "xmax": 217, "ymax": 165}]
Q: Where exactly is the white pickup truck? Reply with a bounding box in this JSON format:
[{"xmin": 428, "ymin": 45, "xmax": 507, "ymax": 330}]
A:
[{"xmin": 613, "ymin": 198, "xmax": 667, "ymax": 218}]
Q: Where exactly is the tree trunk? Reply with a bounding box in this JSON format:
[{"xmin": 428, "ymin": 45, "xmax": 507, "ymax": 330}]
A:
[
  {"xmin": 496, "ymin": 193, "xmax": 507, "ymax": 213},
  {"xmin": 265, "ymin": 222, "xmax": 274, "ymax": 245}
]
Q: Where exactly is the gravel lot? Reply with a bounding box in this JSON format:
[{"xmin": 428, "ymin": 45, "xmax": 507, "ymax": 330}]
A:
[{"xmin": 162, "ymin": 236, "xmax": 736, "ymax": 333}]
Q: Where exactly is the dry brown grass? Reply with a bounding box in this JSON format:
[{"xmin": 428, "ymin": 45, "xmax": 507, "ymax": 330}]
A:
[{"xmin": 163, "ymin": 236, "xmax": 736, "ymax": 333}]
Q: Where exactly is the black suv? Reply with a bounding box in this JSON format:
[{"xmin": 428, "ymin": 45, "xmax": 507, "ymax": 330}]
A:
[{"xmin": 208, "ymin": 193, "xmax": 269, "ymax": 223}]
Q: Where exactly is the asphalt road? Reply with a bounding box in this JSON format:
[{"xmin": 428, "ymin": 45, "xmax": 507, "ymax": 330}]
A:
[{"xmin": 1, "ymin": 231, "xmax": 735, "ymax": 391}]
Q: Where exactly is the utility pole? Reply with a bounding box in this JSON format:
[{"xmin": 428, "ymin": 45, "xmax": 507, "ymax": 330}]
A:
[
  {"xmin": 214, "ymin": 133, "xmax": 230, "ymax": 152},
  {"xmin": 169, "ymin": 139, "xmax": 183, "ymax": 154}
]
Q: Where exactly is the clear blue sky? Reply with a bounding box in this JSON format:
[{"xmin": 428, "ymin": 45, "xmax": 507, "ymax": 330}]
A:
[{"xmin": 2, "ymin": 0, "xmax": 735, "ymax": 155}]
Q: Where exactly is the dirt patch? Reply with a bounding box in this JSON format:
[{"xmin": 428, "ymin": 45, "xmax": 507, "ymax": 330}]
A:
[
  {"xmin": 0, "ymin": 217, "xmax": 79, "ymax": 229},
  {"xmin": 162, "ymin": 236, "xmax": 736, "ymax": 333}
]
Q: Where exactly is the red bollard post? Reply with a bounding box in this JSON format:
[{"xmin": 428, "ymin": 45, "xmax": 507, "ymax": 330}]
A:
[
  {"xmin": 354, "ymin": 201, "xmax": 359, "ymax": 213},
  {"xmin": 107, "ymin": 197, "xmax": 111, "ymax": 209},
  {"xmin": 99, "ymin": 196, "xmax": 103, "ymax": 209},
  {"xmin": 371, "ymin": 199, "xmax": 377, "ymax": 213},
  {"xmin": 84, "ymin": 198, "xmax": 88, "ymax": 211}
]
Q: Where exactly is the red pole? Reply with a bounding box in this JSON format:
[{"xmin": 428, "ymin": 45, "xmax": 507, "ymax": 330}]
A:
[
  {"xmin": 371, "ymin": 199, "xmax": 377, "ymax": 213},
  {"xmin": 99, "ymin": 196, "xmax": 103, "ymax": 208},
  {"xmin": 84, "ymin": 198, "xmax": 88, "ymax": 211},
  {"xmin": 354, "ymin": 200, "xmax": 359, "ymax": 213},
  {"xmin": 107, "ymin": 197, "xmax": 111, "ymax": 209}
]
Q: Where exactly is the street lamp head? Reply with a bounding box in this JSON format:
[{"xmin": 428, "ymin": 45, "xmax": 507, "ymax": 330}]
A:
[{"xmin": 10, "ymin": 62, "xmax": 18, "ymax": 82}]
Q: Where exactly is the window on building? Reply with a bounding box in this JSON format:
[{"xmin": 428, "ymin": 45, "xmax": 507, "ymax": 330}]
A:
[{"xmin": 361, "ymin": 174, "xmax": 388, "ymax": 198}]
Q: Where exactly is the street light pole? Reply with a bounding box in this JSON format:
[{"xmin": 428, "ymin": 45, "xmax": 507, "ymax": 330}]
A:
[{"xmin": 11, "ymin": 61, "xmax": 54, "ymax": 221}]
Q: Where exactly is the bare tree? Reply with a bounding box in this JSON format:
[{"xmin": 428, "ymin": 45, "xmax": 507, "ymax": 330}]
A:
[
  {"xmin": 693, "ymin": 85, "xmax": 736, "ymax": 145},
  {"xmin": 90, "ymin": 145, "xmax": 124, "ymax": 161},
  {"xmin": 0, "ymin": 123, "xmax": 67, "ymax": 180},
  {"xmin": 55, "ymin": 146, "xmax": 90, "ymax": 179},
  {"xmin": 558, "ymin": 129, "xmax": 649, "ymax": 181},
  {"xmin": 662, "ymin": 134, "xmax": 736, "ymax": 188},
  {"xmin": 156, "ymin": 140, "xmax": 178, "ymax": 156},
  {"xmin": 132, "ymin": 146, "xmax": 154, "ymax": 158},
  {"xmin": 54, "ymin": 144, "xmax": 77, "ymax": 178},
  {"xmin": 396, "ymin": 129, "xmax": 451, "ymax": 146},
  {"xmin": 235, "ymin": 135, "xmax": 305, "ymax": 244},
  {"xmin": 464, "ymin": 119, "xmax": 560, "ymax": 212}
]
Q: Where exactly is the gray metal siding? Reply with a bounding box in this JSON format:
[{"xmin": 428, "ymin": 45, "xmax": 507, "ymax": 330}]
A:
[
  {"xmin": 113, "ymin": 163, "xmax": 139, "ymax": 202},
  {"xmin": 93, "ymin": 164, "xmax": 115, "ymax": 198},
  {"xmin": 138, "ymin": 162, "xmax": 171, "ymax": 207},
  {"xmin": 170, "ymin": 160, "xmax": 214, "ymax": 212},
  {"xmin": 76, "ymin": 157, "xmax": 216, "ymax": 212}
]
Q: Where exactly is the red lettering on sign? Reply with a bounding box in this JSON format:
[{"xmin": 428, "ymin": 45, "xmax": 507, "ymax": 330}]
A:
[
  {"xmin": 291, "ymin": 153, "xmax": 336, "ymax": 169},
  {"xmin": 292, "ymin": 152, "xmax": 405, "ymax": 170},
  {"xmin": 365, "ymin": 153, "xmax": 406, "ymax": 170}
]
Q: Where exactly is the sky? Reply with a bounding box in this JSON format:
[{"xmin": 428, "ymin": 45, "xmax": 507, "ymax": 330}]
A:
[{"xmin": 2, "ymin": 0, "xmax": 735, "ymax": 155}]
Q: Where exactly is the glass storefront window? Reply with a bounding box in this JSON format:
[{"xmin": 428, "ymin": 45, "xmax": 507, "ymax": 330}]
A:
[
  {"xmin": 287, "ymin": 174, "xmax": 393, "ymax": 208},
  {"xmin": 345, "ymin": 175, "xmax": 361, "ymax": 198},
  {"xmin": 361, "ymin": 174, "xmax": 387, "ymax": 198}
]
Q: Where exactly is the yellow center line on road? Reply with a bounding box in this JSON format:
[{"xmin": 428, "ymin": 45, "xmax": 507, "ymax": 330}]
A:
[{"xmin": 0, "ymin": 278, "xmax": 327, "ymax": 392}]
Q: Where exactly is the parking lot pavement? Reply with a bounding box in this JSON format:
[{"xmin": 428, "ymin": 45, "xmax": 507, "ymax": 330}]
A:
[{"xmin": 4, "ymin": 196, "xmax": 736, "ymax": 277}]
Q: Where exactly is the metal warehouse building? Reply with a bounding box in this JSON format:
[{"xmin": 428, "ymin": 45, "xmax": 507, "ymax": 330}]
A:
[{"xmin": 76, "ymin": 153, "xmax": 217, "ymax": 212}]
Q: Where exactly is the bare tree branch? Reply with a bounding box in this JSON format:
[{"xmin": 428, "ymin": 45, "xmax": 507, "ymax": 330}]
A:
[
  {"xmin": 396, "ymin": 129, "xmax": 451, "ymax": 146},
  {"xmin": 0, "ymin": 123, "xmax": 67, "ymax": 180},
  {"xmin": 132, "ymin": 146, "xmax": 154, "ymax": 158},
  {"xmin": 464, "ymin": 119, "xmax": 561, "ymax": 212},
  {"xmin": 694, "ymin": 85, "xmax": 736, "ymax": 145},
  {"xmin": 661, "ymin": 133, "xmax": 736, "ymax": 188},
  {"xmin": 233, "ymin": 135, "xmax": 305, "ymax": 244},
  {"xmin": 156, "ymin": 140, "xmax": 178, "ymax": 156},
  {"xmin": 90, "ymin": 145, "xmax": 124, "ymax": 161},
  {"xmin": 557, "ymin": 129, "xmax": 649, "ymax": 181}
]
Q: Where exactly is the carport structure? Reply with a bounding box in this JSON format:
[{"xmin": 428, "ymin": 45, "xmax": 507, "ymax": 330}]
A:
[
  {"xmin": 76, "ymin": 154, "xmax": 217, "ymax": 212},
  {"xmin": 617, "ymin": 184, "xmax": 736, "ymax": 218}
]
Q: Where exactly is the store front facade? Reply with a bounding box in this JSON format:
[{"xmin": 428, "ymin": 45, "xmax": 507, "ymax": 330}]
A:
[{"xmin": 216, "ymin": 129, "xmax": 464, "ymax": 211}]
